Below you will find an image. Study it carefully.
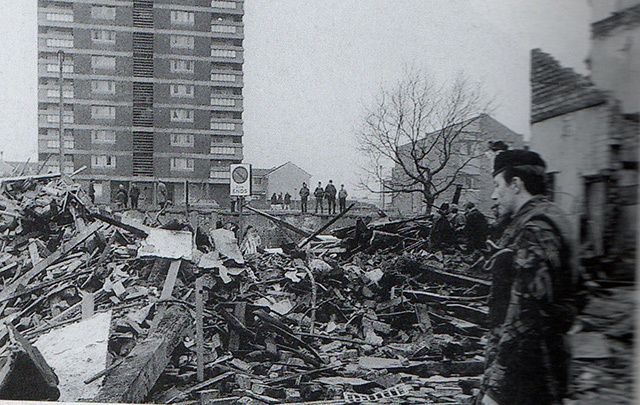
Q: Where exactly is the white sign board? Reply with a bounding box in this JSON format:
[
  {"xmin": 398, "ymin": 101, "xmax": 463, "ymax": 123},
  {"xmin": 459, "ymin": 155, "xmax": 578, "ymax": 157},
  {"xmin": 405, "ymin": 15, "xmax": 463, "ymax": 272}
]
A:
[{"xmin": 230, "ymin": 163, "xmax": 251, "ymax": 196}]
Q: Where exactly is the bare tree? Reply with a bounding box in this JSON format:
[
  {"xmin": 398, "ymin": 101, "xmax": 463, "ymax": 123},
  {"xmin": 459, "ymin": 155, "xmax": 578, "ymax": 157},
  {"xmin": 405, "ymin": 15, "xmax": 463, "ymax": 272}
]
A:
[{"xmin": 357, "ymin": 69, "xmax": 492, "ymax": 213}]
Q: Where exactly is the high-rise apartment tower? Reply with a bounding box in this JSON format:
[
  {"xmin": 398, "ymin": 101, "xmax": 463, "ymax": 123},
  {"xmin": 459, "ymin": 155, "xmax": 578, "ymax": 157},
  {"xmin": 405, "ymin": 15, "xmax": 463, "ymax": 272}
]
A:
[{"xmin": 37, "ymin": 0, "xmax": 244, "ymax": 206}]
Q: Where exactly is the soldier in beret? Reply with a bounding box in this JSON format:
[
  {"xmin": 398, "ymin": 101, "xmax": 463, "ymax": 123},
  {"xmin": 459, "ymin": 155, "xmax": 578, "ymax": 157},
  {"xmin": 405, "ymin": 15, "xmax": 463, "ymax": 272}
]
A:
[{"xmin": 476, "ymin": 150, "xmax": 581, "ymax": 405}]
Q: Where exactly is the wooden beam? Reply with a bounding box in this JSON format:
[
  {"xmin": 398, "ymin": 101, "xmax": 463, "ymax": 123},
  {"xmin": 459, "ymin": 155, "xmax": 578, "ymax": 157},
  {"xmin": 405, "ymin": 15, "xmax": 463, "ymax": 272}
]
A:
[
  {"xmin": 160, "ymin": 260, "xmax": 181, "ymax": 301},
  {"xmin": 94, "ymin": 304, "xmax": 193, "ymax": 403},
  {"xmin": 195, "ymin": 277, "xmax": 204, "ymax": 382},
  {"xmin": 403, "ymin": 290, "xmax": 488, "ymax": 303},
  {"xmin": 421, "ymin": 267, "xmax": 491, "ymax": 293},
  {"xmin": 242, "ymin": 205, "xmax": 316, "ymax": 238},
  {"xmin": 298, "ymin": 203, "xmax": 355, "ymax": 248},
  {"xmin": 0, "ymin": 221, "xmax": 101, "ymax": 307},
  {"xmin": 92, "ymin": 212, "xmax": 149, "ymax": 238},
  {"xmin": 444, "ymin": 303, "xmax": 488, "ymax": 327}
]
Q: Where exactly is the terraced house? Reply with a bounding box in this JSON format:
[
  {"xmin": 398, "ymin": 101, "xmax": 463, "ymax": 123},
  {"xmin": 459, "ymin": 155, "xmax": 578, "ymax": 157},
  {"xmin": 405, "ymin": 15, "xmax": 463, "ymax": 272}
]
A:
[{"xmin": 37, "ymin": 0, "xmax": 245, "ymax": 207}]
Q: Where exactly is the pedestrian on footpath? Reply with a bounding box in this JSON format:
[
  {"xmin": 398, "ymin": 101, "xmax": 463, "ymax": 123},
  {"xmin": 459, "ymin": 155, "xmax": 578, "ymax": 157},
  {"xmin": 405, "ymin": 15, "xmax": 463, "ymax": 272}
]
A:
[
  {"xmin": 284, "ymin": 192, "xmax": 291, "ymax": 210},
  {"xmin": 299, "ymin": 182, "xmax": 310, "ymax": 213},
  {"xmin": 325, "ymin": 180, "xmax": 337, "ymax": 214},
  {"xmin": 338, "ymin": 184, "xmax": 348, "ymax": 212},
  {"xmin": 129, "ymin": 183, "xmax": 140, "ymax": 210},
  {"xmin": 115, "ymin": 184, "xmax": 128, "ymax": 210},
  {"xmin": 475, "ymin": 149, "xmax": 581, "ymax": 405},
  {"xmin": 88, "ymin": 180, "xmax": 96, "ymax": 204},
  {"xmin": 314, "ymin": 182, "xmax": 324, "ymax": 214}
]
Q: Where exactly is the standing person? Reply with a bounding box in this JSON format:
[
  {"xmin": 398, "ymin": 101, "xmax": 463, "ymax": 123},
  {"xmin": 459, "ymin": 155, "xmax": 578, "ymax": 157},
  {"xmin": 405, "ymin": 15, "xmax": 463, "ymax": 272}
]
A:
[
  {"xmin": 88, "ymin": 180, "xmax": 96, "ymax": 204},
  {"xmin": 277, "ymin": 192, "xmax": 284, "ymax": 209},
  {"xmin": 115, "ymin": 184, "xmax": 128, "ymax": 210},
  {"xmin": 338, "ymin": 184, "xmax": 348, "ymax": 212},
  {"xmin": 129, "ymin": 183, "xmax": 140, "ymax": 210},
  {"xmin": 270, "ymin": 193, "xmax": 278, "ymax": 209},
  {"xmin": 157, "ymin": 180, "xmax": 168, "ymax": 210},
  {"xmin": 476, "ymin": 150, "xmax": 580, "ymax": 405},
  {"xmin": 464, "ymin": 202, "xmax": 489, "ymax": 251},
  {"xmin": 299, "ymin": 182, "xmax": 310, "ymax": 213},
  {"xmin": 449, "ymin": 204, "xmax": 466, "ymax": 232},
  {"xmin": 325, "ymin": 180, "xmax": 337, "ymax": 214},
  {"xmin": 429, "ymin": 203, "xmax": 455, "ymax": 250},
  {"xmin": 314, "ymin": 182, "xmax": 324, "ymax": 214},
  {"xmin": 284, "ymin": 192, "xmax": 291, "ymax": 210}
]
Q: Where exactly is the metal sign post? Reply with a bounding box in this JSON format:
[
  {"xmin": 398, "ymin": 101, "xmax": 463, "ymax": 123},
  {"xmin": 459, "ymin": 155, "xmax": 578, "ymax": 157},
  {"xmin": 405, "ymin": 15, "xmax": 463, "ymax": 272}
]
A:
[{"xmin": 230, "ymin": 164, "xmax": 251, "ymax": 243}]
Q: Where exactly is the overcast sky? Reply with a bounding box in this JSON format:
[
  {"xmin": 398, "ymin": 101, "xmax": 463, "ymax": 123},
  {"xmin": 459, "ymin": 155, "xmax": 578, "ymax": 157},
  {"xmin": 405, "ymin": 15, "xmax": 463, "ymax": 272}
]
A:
[{"xmin": 0, "ymin": 1, "xmax": 591, "ymax": 196}]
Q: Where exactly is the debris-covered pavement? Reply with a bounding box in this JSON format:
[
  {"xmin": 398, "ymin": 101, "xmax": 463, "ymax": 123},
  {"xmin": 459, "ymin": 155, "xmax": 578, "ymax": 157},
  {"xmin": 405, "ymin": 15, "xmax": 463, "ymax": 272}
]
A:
[{"xmin": 0, "ymin": 172, "xmax": 634, "ymax": 404}]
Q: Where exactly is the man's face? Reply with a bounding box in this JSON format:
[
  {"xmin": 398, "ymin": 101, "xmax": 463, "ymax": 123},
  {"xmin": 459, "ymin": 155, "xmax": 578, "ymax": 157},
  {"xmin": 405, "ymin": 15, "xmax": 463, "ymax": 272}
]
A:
[{"xmin": 491, "ymin": 172, "xmax": 517, "ymax": 218}]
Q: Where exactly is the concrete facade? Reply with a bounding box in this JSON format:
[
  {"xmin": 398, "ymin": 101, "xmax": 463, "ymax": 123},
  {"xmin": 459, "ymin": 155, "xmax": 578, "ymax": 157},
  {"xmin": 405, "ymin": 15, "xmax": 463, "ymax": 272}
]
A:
[
  {"xmin": 390, "ymin": 114, "xmax": 523, "ymax": 216},
  {"xmin": 37, "ymin": 0, "xmax": 245, "ymax": 208}
]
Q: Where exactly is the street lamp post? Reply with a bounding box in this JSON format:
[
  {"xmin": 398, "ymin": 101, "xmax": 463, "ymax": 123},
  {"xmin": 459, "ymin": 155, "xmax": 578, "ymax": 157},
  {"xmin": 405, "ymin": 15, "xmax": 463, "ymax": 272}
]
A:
[{"xmin": 57, "ymin": 50, "xmax": 65, "ymax": 173}]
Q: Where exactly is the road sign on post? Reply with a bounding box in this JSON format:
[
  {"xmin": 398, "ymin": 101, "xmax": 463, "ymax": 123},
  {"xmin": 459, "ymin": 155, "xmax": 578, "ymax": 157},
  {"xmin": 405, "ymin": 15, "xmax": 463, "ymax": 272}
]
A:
[{"xmin": 230, "ymin": 164, "xmax": 251, "ymax": 197}]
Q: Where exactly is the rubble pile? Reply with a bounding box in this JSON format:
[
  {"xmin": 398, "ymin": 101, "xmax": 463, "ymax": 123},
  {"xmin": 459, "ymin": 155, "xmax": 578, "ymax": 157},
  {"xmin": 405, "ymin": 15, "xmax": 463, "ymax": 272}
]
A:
[
  {"xmin": 0, "ymin": 172, "xmax": 492, "ymax": 404},
  {"xmin": 0, "ymin": 173, "xmax": 631, "ymax": 404}
]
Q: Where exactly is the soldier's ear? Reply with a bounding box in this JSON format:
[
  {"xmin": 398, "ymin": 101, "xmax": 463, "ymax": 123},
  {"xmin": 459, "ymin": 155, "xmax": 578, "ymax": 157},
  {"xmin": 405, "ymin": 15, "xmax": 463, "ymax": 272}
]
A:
[{"xmin": 512, "ymin": 177, "xmax": 524, "ymax": 193}]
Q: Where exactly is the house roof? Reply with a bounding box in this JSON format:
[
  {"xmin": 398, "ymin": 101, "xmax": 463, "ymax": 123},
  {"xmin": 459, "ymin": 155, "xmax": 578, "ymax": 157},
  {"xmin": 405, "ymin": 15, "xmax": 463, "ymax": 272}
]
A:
[
  {"xmin": 531, "ymin": 49, "xmax": 607, "ymax": 123},
  {"xmin": 254, "ymin": 161, "xmax": 312, "ymax": 178},
  {"xmin": 592, "ymin": 3, "xmax": 640, "ymax": 38},
  {"xmin": 398, "ymin": 113, "xmax": 520, "ymax": 150},
  {"xmin": 252, "ymin": 168, "xmax": 272, "ymax": 177}
]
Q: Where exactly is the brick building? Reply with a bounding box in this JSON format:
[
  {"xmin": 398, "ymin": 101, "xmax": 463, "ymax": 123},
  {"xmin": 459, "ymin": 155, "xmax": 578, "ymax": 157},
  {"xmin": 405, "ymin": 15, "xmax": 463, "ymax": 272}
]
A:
[
  {"xmin": 37, "ymin": 0, "xmax": 245, "ymax": 207},
  {"xmin": 530, "ymin": 39, "xmax": 638, "ymax": 275},
  {"xmin": 251, "ymin": 162, "xmax": 312, "ymax": 208},
  {"xmin": 390, "ymin": 114, "xmax": 523, "ymax": 216}
]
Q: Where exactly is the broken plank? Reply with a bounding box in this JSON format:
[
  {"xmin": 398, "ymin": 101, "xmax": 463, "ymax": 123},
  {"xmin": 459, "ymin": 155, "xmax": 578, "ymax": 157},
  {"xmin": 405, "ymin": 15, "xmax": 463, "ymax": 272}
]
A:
[
  {"xmin": 393, "ymin": 360, "xmax": 484, "ymax": 377},
  {"xmin": 0, "ymin": 172, "xmax": 63, "ymax": 184},
  {"xmin": 0, "ymin": 221, "xmax": 102, "ymax": 307},
  {"xmin": 94, "ymin": 304, "xmax": 193, "ymax": 403},
  {"xmin": 242, "ymin": 205, "xmax": 317, "ymax": 238},
  {"xmin": 92, "ymin": 212, "xmax": 149, "ymax": 238},
  {"xmin": 444, "ymin": 304, "xmax": 488, "ymax": 327},
  {"xmin": 421, "ymin": 267, "xmax": 491, "ymax": 293},
  {"xmin": 403, "ymin": 290, "xmax": 488, "ymax": 303},
  {"xmin": 297, "ymin": 203, "xmax": 355, "ymax": 248},
  {"xmin": 160, "ymin": 260, "xmax": 181, "ymax": 301},
  {"xmin": 83, "ymin": 359, "xmax": 124, "ymax": 385},
  {"xmin": 195, "ymin": 277, "xmax": 204, "ymax": 382},
  {"xmin": 28, "ymin": 242, "xmax": 41, "ymax": 267},
  {"xmin": 165, "ymin": 371, "xmax": 234, "ymax": 403},
  {"xmin": 0, "ymin": 263, "xmax": 17, "ymax": 277}
]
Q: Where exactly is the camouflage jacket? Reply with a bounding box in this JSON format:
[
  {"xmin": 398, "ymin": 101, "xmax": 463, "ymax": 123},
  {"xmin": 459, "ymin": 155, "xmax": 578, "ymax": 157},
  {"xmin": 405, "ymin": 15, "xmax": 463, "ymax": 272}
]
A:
[{"xmin": 481, "ymin": 196, "xmax": 579, "ymax": 405}]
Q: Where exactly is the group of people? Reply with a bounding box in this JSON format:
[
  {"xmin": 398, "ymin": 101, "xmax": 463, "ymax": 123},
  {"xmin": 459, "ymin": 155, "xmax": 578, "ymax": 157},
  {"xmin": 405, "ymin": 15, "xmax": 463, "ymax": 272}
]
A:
[
  {"xmin": 269, "ymin": 192, "xmax": 293, "ymax": 210},
  {"xmin": 429, "ymin": 201, "xmax": 489, "ymax": 252},
  {"xmin": 298, "ymin": 180, "xmax": 349, "ymax": 214},
  {"xmin": 87, "ymin": 180, "xmax": 170, "ymax": 211}
]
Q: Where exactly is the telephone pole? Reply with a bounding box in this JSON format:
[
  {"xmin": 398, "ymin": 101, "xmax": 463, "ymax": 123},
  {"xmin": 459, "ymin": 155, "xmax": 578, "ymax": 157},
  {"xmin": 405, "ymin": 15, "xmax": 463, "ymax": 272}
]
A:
[{"xmin": 57, "ymin": 50, "xmax": 65, "ymax": 173}]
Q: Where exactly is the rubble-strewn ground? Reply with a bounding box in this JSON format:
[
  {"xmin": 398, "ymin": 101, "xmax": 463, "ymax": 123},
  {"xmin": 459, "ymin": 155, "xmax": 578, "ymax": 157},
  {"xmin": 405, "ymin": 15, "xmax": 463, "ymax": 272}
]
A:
[{"xmin": 0, "ymin": 172, "xmax": 634, "ymax": 404}]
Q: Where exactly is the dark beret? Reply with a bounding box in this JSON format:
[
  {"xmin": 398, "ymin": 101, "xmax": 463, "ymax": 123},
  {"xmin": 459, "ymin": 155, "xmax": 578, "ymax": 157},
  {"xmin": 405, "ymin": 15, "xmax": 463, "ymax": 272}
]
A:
[{"xmin": 493, "ymin": 149, "xmax": 546, "ymax": 177}]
